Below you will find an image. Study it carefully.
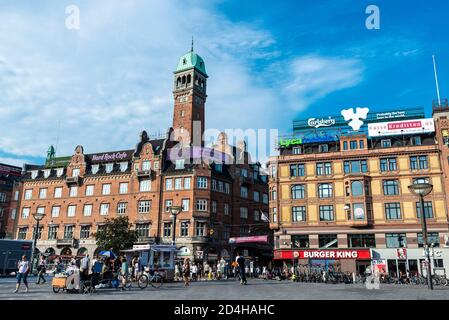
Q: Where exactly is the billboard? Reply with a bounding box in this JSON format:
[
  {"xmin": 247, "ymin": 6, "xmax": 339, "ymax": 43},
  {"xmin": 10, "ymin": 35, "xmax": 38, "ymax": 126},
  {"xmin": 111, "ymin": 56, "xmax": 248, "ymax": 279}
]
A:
[{"xmin": 368, "ymin": 118, "xmax": 435, "ymax": 137}]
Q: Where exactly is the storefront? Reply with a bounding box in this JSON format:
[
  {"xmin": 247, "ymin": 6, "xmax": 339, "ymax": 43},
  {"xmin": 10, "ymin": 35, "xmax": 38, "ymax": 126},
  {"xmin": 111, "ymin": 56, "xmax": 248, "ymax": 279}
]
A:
[
  {"xmin": 273, "ymin": 249, "xmax": 372, "ymax": 273},
  {"xmin": 229, "ymin": 235, "xmax": 273, "ymax": 267}
]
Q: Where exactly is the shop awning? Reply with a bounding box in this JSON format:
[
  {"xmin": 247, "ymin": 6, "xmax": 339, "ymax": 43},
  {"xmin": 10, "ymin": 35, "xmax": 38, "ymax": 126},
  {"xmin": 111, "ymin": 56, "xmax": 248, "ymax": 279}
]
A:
[{"xmin": 274, "ymin": 249, "xmax": 371, "ymax": 260}]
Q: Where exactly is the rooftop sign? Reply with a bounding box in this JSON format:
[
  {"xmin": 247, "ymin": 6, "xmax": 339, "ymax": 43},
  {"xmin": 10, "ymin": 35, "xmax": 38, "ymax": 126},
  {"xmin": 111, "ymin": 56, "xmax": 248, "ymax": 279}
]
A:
[
  {"xmin": 278, "ymin": 135, "xmax": 337, "ymax": 148},
  {"xmin": 368, "ymin": 118, "xmax": 435, "ymax": 137},
  {"xmin": 87, "ymin": 150, "xmax": 133, "ymax": 163}
]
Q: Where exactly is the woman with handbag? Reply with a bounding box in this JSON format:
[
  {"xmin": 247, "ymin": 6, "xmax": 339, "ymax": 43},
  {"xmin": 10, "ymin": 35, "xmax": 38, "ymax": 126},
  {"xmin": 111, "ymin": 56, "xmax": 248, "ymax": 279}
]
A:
[{"xmin": 13, "ymin": 255, "xmax": 30, "ymax": 293}]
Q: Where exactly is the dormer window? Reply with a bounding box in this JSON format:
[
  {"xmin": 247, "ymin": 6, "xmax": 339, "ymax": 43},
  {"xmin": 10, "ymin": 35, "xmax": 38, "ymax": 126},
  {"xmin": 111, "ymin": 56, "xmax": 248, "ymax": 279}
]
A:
[
  {"xmin": 72, "ymin": 168, "xmax": 80, "ymax": 177},
  {"xmin": 56, "ymin": 168, "xmax": 64, "ymax": 177},
  {"xmin": 105, "ymin": 163, "xmax": 113, "ymax": 173},
  {"xmin": 43, "ymin": 169, "xmax": 51, "ymax": 178},
  {"xmin": 183, "ymin": 58, "xmax": 187, "ymax": 65},
  {"xmin": 215, "ymin": 163, "xmax": 222, "ymax": 172},
  {"xmin": 120, "ymin": 162, "xmax": 128, "ymax": 172},
  {"xmin": 31, "ymin": 171, "xmax": 38, "ymax": 179},
  {"xmin": 175, "ymin": 159, "xmax": 185, "ymax": 170},
  {"xmin": 142, "ymin": 161, "xmax": 151, "ymax": 171},
  {"xmin": 91, "ymin": 164, "xmax": 99, "ymax": 174},
  {"xmin": 319, "ymin": 144, "xmax": 329, "ymax": 153}
]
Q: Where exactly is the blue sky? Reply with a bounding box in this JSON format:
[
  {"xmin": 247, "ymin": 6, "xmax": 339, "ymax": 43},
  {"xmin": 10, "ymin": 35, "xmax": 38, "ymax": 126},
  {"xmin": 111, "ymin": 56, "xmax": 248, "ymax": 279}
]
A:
[{"xmin": 0, "ymin": 0, "xmax": 448, "ymax": 166}]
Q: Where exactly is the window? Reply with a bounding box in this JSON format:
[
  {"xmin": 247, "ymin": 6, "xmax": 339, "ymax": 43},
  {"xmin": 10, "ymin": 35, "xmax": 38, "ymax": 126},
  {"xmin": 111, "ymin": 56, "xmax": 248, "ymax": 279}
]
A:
[
  {"xmin": 165, "ymin": 200, "xmax": 173, "ymax": 212},
  {"xmin": 24, "ymin": 189, "xmax": 32, "ymax": 200},
  {"xmin": 272, "ymin": 207, "xmax": 277, "ymax": 223},
  {"xmin": 175, "ymin": 178, "xmax": 182, "ymax": 190},
  {"xmin": 344, "ymin": 160, "xmax": 368, "ymax": 173},
  {"xmin": 240, "ymin": 226, "xmax": 249, "ymax": 236},
  {"xmin": 348, "ymin": 234, "xmax": 375, "ymax": 248},
  {"xmin": 319, "ymin": 234, "xmax": 338, "ymax": 248},
  {"xmin": 182, "ymin": 199, "xmax": 190, "ymax": 211},
  {"xmin": 67, "ymin": 205, "xmax": 76, "ymax": 217},
  {"xmin": 292, "ymin": 147, "xmax": 302, "ymax": 155},
  {"xmin": 69, "ymin": 186, "xmax": 78, "ymax": 197},
  {"xmin": 31, "ymin": 170, "xmax": 38, "ymax": 179},
  {"xmin": 100, "ymin": 203, "xmax": 109, "ymax": 216},
  {"xmin": 117, "ymin": 202, "xmax": 127, "ymax": 215},
  {"xmin": 140, "ymin": 180, "xmax": 151, "ymax": 192},
  {"xmin": 56, "ymin": 168, "xmax": 64, "ymax": 177},
  {"xmin": 241, "ymin": 169, "xmax": 248, "ymax": 178},
  {"xmin": 240, "ymin": 207, "xmax": 248, "ymax": 219},
  {"xmin": 351, "ymin": 181, "xmax": 364, "ymax": 196},
  {"xmin": 380, "ymin": 158, "xmax": 397, "ymax": 172},
  {"xmin": 414, "ymin": 177, "xmax": 430, "ymax": 184},
  {"xmin": 142, "ymin": 161, "xmax": 151, "ymax": 171},
  {"xmin": 318, "ymin": 144, "xmax": 328, "ymax": 153},
  {"xmin": 215, "ymin": 163, "xmax": 223, "ymax": 172},
  {"xmin": 386, "ymin": 233, "xmax": 406, "ymax": 248},
  {"xmin": 39, "ymin": 188, "xmax": 47, "ymax": 199},
  {"xmin": 180, "ymin": 222, "xmax": 189, "ymax": 237},
  {"xmin": 383, "ymin": 180, "xmax": 400, "ymax": 195},
  {"xmin": 291, "ymin": 185, "xmax": 305, "ymax": 199},
  {"xmin": 48, "ymin": 226, "xmax": 58, "ymax": 240},
  {"xmin": 119, "ymin": 182, "xmax": 128, "ymax": 194},
  {"xmin": 64, "ymin": 225, "xmax": 74, "ymax": 239},
  {"xmin": 115, "ymin": 161, "xmax": 127, "ymax": 172},
  {"xmin": 253, "ymin": 210, "xmax": 260, "ymax": 221},
  {"xmin": 85, "ymin": 185, "xmax": 94, "ymax": 196},
  {"xmin": 381, "ymin": 139, "xmax": 391, "ymax": 148},
  {"xmin": 36, "ymin": 206, "xmax": 45, "ymax": 216},
  {"xmin": 291, "ymin": 235, "xmax": 309, "ymax": 248},
  {"xmin": 318, "ymin": 183, "xmax": 333, "ymax": 198},
  {"xmin": 225, "ymin": 183, "xmax": 231, "ymax": 194},
  {"xmin": 240, "ymin": 186, "xmax": 248, "ymax": 198},
  {"xmin": 91, "ymin": 165, "xmax": 99, "ymax": 174},
  {"xmin": 80, "ymin": 226, "xmax": 91, "ymax": 239},
  {"xmin": 253, "ymin": 191, "xmax": 260, "ymax": 202},
  {"xmin": 175, "ymin": 159, "xmax": 185, "ymax": 170},
  {"xmin": 14, "ymin": 190, "xmax": 19, "ymax": 201},
  {"xmin": 165, "ymin": 178, "xmax": 173, "ymax": 190},
  {"xmin": 343, "ymin": 141, "xmax": 348, "ymax": 150},
  {"xmin": 385, "ymin": 203, "xmax": 401, "ymax": 220},
  {"xmin": 290, "ymin": 164, "xmax": 305, "ymax": 177},
  {"xmin": 224, "ymin": 203, "xmax": 230, "ymax": 216},
  {"xmin": 319, "ymin": 205, "xmax": 334, "ymax": 221},
  {"xmin": 262, "ymin": 193, "xmax": 269, "ymax": 204},
  {"xmin": 138, "ymin": 201, "xmax": 151, "ymax": 214},
  {"xmin": 316, "ymin": 162, "xmax": 332, "ymax": 175},
  {"xmin": 105, "ymin": 163, "xmax": 114, "ymax": 173},
  {"xmin": 350, "ymin": 140, "xmax": 357, "ymax": 149},
  {"xmin": 211, "ymin": 201, "xmax": 217, "ymax": 213},
  {"xmin": 83, "ymin": 204, "xmax": 93, "ymax": 217},
  {"xmin": 222, "ymin": 227, "xmax": 230, "ymax": 240},
  {"xmin": 218, "ymin": 181, "xmax": 224, "ymax": 193},
  {"xmin": 54, "ymin": 187, "xmax": 62, "ymax": 198},
  {"xmin": 102, "ymin": 184, "xmax": 111, "ymax": 195},
  {"xmin": 18, "ymin": 227, "xmax": 28, "ymax": 240},
  {"xmin": 416, "ymin": 201, "xmax": 433, "ymax": 219},
  {"xmin": 411, "ymin": 136, "xmax": 422, "ymax": 146},
  {"xmin": 32, "ymin": 226, "xmax": 43, "ymax": 240},
  {"xmin": 51, "ymin": 206, "xmax": 60, "ymax": 218},
  {"xmin": 11, "ymin": 208, "xmax": 17, "ymax": 220},
  {"xmin": 197, "ymin": 177, "xmax": 208, "ymax": 189},
  {"xmin": 184, "ymin": 177, "xmax": 191, "ymax": 189},
  {"xmin": 163, "ymin": 223, "xmax": 172, "ymax": 237},
  {"xmin": 21, "ymin": 207, "xmax": 30, "ymax": 219},
  {"xmin": 136, "ymin": 224, "xmax": 150, "ymax": 238},
  {"xmin": 292, "ymin": 206, "xmax": 306, "ymax": 222},
  {"xmin": 271, "ymin": 189, "xmax": 277, "ymax": 201},
  {"xmin": 359, "ymin": 140, "xmax": 365, "ymax": 149},
  {"xmin": 72, "ymin": 168, "xmax": 80, "ymax": 177},
  {"xmin": 43, "ymin": 169, "xmax": 51, "ymax": 178},
  {"xmin": 353, "ymin": 203, "xmax": 365, "ymax": 220},
  {"xmin": 196, "ymin": 199, "xmax": 207, "ymax": 211},
  {"xmin": 417, "ymin": 232, "xmax": 439, "ymax": 247},
  {"xmin": 410, "ymin": 156, "xmax": 428, "ymax": 170},
  {"xmin": 195, "ymin": 222, "xmax": 205, "ymax": 236}
]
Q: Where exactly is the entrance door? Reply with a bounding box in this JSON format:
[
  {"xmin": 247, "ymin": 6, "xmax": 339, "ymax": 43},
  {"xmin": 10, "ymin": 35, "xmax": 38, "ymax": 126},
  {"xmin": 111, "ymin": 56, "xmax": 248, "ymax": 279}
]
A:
[
  {"xmin": 397, "ymin": 260, "xmax": 407, "ymax": 276},
  {"xmin": 387, "ymin": 259, "xmax": 397, "ymax": 277},
  {"xmin": 356, "ymin": 261, "xmax": 371, "ymax": 275},
  {"xmin": 408, "ymin": 259, "xmax": 418, "ymax": 276}
]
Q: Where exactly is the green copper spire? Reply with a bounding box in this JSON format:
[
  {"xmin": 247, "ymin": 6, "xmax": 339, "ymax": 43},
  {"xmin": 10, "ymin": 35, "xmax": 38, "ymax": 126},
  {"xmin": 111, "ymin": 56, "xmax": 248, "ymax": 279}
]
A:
[{"xmin": 175, "ymin": 40, "xmax": 207, "ymax": 77}]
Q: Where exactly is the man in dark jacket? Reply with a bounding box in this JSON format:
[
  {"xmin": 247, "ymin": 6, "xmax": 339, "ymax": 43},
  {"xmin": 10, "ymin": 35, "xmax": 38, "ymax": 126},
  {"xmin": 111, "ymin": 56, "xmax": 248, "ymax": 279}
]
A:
[{"xmin": 236, "ymin": 252, "xmax": 247, "ymax": 285}]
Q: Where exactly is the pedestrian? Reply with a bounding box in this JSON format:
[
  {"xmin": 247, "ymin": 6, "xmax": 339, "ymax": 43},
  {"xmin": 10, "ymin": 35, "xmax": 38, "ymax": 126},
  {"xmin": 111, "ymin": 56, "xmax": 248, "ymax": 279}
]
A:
[
  {"xmin": 204, "ymin": 262, "xmax": 210, "ymax": 280},
  {"xmin": 183, "ymin": 258, "xmax": 191, "ymax": 287},
  {"xmin": 174, "ymin": 263, "xmax": 180, "ymax": 281},
  {"xmin": 191, "ymin": 263, "xmax": 198, "ymax": 281},
  {"xmin": 197, "ymin": 263, "xmax": 203, "ymax": 280},
  {"xmin": 262, "ymin": 266, "xmax": 268, "ymax": 280},
  {"xmin": 14, "ymin": 255, "xmax": 30, "ymax": 293},
  {"xmin": 120, "ymin": 256, "xmax": 129, "ymax": 291},
  {"xmin": 80, "ymin": 254, "xmax": 90, "ymax": 280},
  {"xmin": 250, "ymin": 261, "xmax": 254, "ymax": 278},
  {"xmin": 36, "ymin": 256, "xmax": 47, "ymax": 284},
  {"xmin": 236, "ymin": 252, "xmax": 247, "ymax": 285}
]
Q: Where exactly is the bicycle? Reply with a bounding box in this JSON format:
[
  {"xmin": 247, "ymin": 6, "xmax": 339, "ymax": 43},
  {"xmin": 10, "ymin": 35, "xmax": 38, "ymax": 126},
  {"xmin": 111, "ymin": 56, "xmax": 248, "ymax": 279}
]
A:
[{"xmin": 137, "ymin": 269, "xmax": 163, "ymax": 289}]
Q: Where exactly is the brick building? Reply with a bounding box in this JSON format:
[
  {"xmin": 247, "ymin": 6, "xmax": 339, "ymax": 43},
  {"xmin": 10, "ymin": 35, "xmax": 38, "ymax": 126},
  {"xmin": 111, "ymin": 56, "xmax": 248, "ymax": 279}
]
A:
[
  {"xmin": 269, "ymin": 104, "xmax": 449, "ymax": 276},
  {"xmin": 13, "ymin": 48, "xmax": 270, "ymax": 264},
  {"xmin": 0, "ymin": 163, "xmax": 23, "ymax": 239}
]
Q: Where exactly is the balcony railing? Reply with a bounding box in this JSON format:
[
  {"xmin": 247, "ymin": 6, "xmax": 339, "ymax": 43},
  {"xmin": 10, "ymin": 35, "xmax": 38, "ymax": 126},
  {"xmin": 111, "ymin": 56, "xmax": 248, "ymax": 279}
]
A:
[
  {"xmin": 136, "ymin": 169, "xmax": 154, "ymax": 179},
  {"xmin": 56, "ymin": 238, "xmax": 74, "ymax": 246},
  {"xmin": 66, "ymin": 176, "xmax": 82, "ymax": 185}
]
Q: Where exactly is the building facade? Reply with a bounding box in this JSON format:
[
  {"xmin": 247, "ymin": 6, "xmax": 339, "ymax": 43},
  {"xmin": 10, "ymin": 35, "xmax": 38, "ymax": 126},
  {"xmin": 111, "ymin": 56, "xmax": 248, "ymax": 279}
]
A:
[
  {"xmin": 14, "ymin": 49, "xmax": 270, "ymax": 264},
  {"xmin": 269, "ymin": 104, "xmax": 449, "ymax": 276},
  {"xmin": 0, "ymin": 163, "xmax": 23, "ymax": 239}
]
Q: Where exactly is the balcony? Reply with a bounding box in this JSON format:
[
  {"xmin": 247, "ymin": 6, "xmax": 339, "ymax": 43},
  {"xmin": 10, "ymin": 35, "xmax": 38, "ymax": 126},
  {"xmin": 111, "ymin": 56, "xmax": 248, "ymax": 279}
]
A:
[
  {"xmin": 348, "ymin": 219, "xmax": 373, "ymax": 228},
  {"xmin": 191, "ymin": 236, "xmax": 209, "ymax": 243},
  {"xmin": 136, "ymin": 169, "xmax": 154, "ymax": 180},
  {"xmin": 56, "ymin": 238, "xmax": 74, "ymax": 246},
  {"xmin": 66, "ymin": 176, "xmax": 82, "ymax": 186}
]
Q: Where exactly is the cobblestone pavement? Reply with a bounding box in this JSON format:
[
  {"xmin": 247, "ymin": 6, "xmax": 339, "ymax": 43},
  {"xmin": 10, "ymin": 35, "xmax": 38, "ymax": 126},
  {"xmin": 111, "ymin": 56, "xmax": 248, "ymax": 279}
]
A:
[{"xmin": 1, "ymin": 276, "xmax": 448, "ymax": 300}]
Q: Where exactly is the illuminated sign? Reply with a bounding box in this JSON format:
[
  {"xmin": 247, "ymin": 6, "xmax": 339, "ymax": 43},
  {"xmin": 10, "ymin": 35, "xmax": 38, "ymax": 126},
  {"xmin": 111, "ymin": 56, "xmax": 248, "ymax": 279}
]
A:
[
  {"xmin": 307, "ymin": 117, "xmax": 336, "ymax": 128},
  {"xmin": 278, "ymin": 135, "xmax": 337, "ymax": 148},
  {"xmin": 341, "ymin": 107, "xmax": 370, "ymax": 131},
  {"xmin": 88, "ymin": 150, "xmax": 133, "ymax": 163},
  {"xmin": 368, "ymin": 118, "xmax": 435, "ymax": 137},
  {"xmin": 273, "ymin": 249, "xmax": 371, "ymax": 260}
]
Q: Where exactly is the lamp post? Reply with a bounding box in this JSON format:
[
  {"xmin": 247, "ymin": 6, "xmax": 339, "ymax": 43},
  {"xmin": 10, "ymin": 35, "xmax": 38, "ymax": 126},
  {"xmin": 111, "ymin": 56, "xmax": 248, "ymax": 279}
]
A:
[
  {"xmin": 408, "ymin": 182, "xmax": 433, "ymax": 290},
  {"xmin": 169, "ymin": 206, "xmax": 183, "ymax": 247},
  {"xmin": 31, "ymin": 212, "xmax": 46, "ymax": 274}
]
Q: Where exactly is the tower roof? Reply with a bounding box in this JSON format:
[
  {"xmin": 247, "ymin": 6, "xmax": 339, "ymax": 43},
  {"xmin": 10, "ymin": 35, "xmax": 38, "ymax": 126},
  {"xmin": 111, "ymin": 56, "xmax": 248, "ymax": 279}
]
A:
[{"xmin": 175, "ymin": 51, "xmax": 207, "ymax": 77}]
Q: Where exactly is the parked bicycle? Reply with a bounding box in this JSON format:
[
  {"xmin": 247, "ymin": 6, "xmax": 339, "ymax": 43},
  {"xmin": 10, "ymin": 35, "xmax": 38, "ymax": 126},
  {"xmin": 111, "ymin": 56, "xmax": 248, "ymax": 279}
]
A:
[{"xmin": 137, "ymin": 267, "xmax": 164, "ymax": 289}]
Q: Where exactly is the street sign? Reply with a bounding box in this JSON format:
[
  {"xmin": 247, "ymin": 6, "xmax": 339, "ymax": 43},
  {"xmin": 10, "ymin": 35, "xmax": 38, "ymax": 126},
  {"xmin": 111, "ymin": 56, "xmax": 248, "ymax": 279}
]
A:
[{"xmin": 196, "ymin": 251, "xmax": 203, "ymax": 259}]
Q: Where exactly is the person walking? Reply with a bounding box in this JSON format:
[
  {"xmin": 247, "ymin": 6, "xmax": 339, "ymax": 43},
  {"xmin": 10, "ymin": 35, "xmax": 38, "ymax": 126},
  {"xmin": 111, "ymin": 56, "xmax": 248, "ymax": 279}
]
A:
[
  {"xmin": 36, "ymin": 256, "xmax": 47, "ymax": 284},
  {"xmin": 14, "ymin": 255, "xmax": 30, "ymax": 293},
  {"xmin": 204, "ymin": 262, "xmax": 210, "ymax": 280},
  {"xmin": 80, "ymin": 254, "xmax": 90, "ymax": 280},
  {"xmin": 183, "ymin": 258, "xmax": 191, "ymax": 287},
  {"xmin": 174, "ymin": 263, "xmax": 180, "ymax": 281},
  {"xmin": 191, "ymin": 263, "xmax": 198, "ymax": 281},
  {"xmin": 120, "ymin": 256, "xmax": 129, "ymax": 291},
  {"xmin": 236, "ymin": 252, "xmax": 247, "ymax": 285}
]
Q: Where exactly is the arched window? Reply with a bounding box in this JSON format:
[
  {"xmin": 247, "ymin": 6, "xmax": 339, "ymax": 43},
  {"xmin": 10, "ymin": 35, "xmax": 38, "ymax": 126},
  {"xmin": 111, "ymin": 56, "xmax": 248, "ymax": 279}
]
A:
[
  {"xmin": 182, "ymin": 75, "xmax": 186, "ymax": 84},
  {"xmin": 187, "ymin": 74, "xmax": 191, "ymax": 84},
  {"xmin": 195, "ymin": 76, "xmax": 199, "ymax": 85},
  {"xmin": 177, "ymin": 77, "xmax": 181, "ymax": 87},
  {"xmin": 351, "ymin": 181, "xmax": 364, "ymax": 196}
]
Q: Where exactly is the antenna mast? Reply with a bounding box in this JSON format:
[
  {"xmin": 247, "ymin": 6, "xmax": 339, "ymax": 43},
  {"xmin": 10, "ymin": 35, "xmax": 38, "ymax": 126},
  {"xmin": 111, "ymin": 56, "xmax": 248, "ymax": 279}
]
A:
[{"xmin": 432, "ymin": 55, "xmax": 442, "ymax": 106}]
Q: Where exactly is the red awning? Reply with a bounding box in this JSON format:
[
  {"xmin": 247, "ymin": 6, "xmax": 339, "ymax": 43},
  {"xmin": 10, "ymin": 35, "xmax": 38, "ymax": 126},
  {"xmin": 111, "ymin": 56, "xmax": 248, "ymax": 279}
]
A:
[{"xmin": 273, "ymin": 249, "xmax": 371, "ymax": 260}]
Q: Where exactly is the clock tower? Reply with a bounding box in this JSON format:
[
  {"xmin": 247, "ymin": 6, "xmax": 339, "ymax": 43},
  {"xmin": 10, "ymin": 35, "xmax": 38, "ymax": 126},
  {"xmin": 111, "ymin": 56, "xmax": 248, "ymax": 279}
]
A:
[{"xmin": 172, "ymin": 45, "xmax": 208, "ymax": 146}]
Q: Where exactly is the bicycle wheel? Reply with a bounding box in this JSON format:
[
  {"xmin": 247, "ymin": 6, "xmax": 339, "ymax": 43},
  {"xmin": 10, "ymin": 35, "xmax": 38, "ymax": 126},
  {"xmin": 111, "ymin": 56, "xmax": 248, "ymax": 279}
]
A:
[
  {"xmin": 150, "ymin": 275, "xmax": 163, "ymax": 288},
  {"xmin": 138, "ymin": 274, "xmax": 149, "ymax": 289}
]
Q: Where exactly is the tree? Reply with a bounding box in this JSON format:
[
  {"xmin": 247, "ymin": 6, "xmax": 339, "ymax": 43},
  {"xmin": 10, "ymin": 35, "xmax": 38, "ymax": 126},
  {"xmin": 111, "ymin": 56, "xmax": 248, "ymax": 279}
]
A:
[{"xmin": 94, "ymin": 216, "xmax": 138, "ymax": 254}]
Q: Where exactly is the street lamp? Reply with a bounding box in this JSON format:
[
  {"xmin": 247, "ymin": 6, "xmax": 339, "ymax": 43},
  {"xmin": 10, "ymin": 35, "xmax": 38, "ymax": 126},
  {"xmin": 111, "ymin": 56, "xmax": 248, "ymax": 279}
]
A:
[
  {"xmin": 408, "ymin": 182, "xmax": 433, "ymax": 290},
  {"xmin": 31, "ymin": 212, "xmax": 46, "ymax": 274},
  {"xmin": 169, "ymin": 206, "xmax": 183, "ymax": 247}
]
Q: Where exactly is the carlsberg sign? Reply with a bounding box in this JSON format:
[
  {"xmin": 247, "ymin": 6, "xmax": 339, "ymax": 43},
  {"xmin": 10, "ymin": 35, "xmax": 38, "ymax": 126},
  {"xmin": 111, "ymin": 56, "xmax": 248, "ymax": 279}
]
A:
[{"xmin": 307, "ymin": 117, "xmax": 336, "ymax": 128}]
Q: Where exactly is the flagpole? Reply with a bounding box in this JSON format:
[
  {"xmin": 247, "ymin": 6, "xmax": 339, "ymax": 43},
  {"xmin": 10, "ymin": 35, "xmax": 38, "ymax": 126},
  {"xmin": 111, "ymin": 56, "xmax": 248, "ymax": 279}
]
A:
[{"xmin": 432, "ymin": 55, "xmax": 441, "ymax": 106}]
